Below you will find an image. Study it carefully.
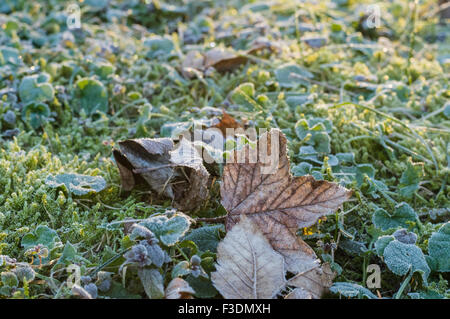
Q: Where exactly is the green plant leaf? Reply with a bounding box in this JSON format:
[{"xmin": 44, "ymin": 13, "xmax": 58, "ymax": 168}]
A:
[
  {"xmin": 140, "ymin": 213, "xmax": 191, "ymax": 246},
  {"xmin": 427, "ymin": 222, "xmax": 450, "ymax": 272},
  {"xmin": 399, "ymin": 159, "xmax": 423, "ymax": 198},
  {"xmin": 56, "ymin": 242, "xmax": 77, "ymax": 265},
  {"xmin": 178, "ymin": 240, "xmax": 198, "ymax": 256},
  {"xmin": 294, "ymin": 118, "xmax": 331, "ymax": 154},
  {"xmin": 230, "ymin": 82, "xmax": 260, "ymax": 110},
  {"xmin": 21, "ymin": 225, "xmax": 61, "ymax": 251},
  {"xmin": 330, "ymin": 282, "xmax": 378, "ymax": 299},
  {"xmin": 355, "ymin": 164, "xmax": 375, "ymax": 187},
  {"xmin": 339, "ymin": 239, "xmax": 368, "ymax": 256},
  {"xmin": 1, "ymin": 271, "xmax": 18, "ymax": 288},
  {"xmin": 275, "ymin": 63, "xmax": 313, "ymax": 88},
  {"xmin": 14, "ymin": 264, "xmax": 35, "ymax": 283},
  {"xmin": 383, "ymin": 240, "xmax": 430, "ymax": 283},
  {"xmin": 172, "ymin": 260, "xmax": 191, "ymax": 278},
  {"xmin": 408, "ymin": 289, "xmax": 445, "ymax": 299},
  {"xmin": 19, "ymin": 73, "xmax": 54, "ymax": 103},
  {"xmin": 45, "ymin": 173, "xmax": 106, "ymax": 195},
  {"xmin": 444, "ymin": 103, "xmax": 450, "ymax": 118},
  {"xmin": 137, "ymin": 268, "xmax": 164, "ymax": 299},
  {"xmin": 74, "ymin": 78, "xmax": 108, "ymax": 115},
  {"xmin": 292, "ymin": 162, "xmax": 313, "ymax": 176},
  {"xmin": 374, "ymin": 235, "xmax": 395, "ymax": 256},
  {"xmin": 312, "ymin": 131, "xmax": 331, "ymax": 153},
  {"xmin": 185, "ymin": 274, "xmax": 218, "ymax": 298},
  {"xmin": 21, "ymin": 225, "xmax": 62, "ymax": 265},
  {"xmin": 53, "ymin": 242, "xmax": 88, "ymax": 270},
  {"xmin": 101, "ymin": 281, "xmax": 142, "ymax": 299},
  {"xmin": 143, "ymin": 35, "xmax": 174, "ymax": 59},
  {"xmin": 94, "ymin": 61, "xmax": 115, "ymax": 79},
  {"xmin": 0, "ymin": 46, "xmax": 21, "ymax": 66},
  {"xmin": 182, "ymin": 225, "xmax": 224, "ymax": 253},
  {"xmin": 372, "ymin": 202, "xmax": 418, "ymax": 231},
  {"xmin": 21, "ymin": 101, "xmax": 50, "ymax": 129}
]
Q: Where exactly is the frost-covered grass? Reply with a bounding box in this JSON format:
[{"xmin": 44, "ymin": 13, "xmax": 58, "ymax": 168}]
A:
[{"xmin": 0, "ymin": 0, "xmax": 448, "ymax": 299}]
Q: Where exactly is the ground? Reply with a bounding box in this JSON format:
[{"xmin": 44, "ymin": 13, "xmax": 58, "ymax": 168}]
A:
[{"xmin": 0, "ymin": 0, "xmax": 448, "ymax": 299}]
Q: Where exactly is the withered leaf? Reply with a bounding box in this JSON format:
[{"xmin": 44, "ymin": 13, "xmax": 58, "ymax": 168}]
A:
[
  {"xmin": 204, "ymin": 48, "xmax": 248, "ymax": 72},
  {"xmin": 113, "ymin": 149, "xmax": 138, "ymax": 191},
  {"xmin": 213, "ymin": 111, "xmax": 242, "ymax": 137},
  {"xmin": 165, "ymin": 278, "xmax": 195, "ymax": 299},
  {"xmin": 113, "ymin": 137, "xmax": 210, "ymax": 211},
  {"xmin": 211, "ymin": 217, "xmax": 286, "ymax": 299},
  {"xmin": 286, "ymin": 262, "xmax": 336, "ymax": 299},
  {"xmin": 246, "ymin": 37, "xmax": 281, "ymax": 55},
  {"xmin": 181, "ymin": 48, "xmax": 247, "ymax": 78},
  {"xmin": 221, "ymin": 129, "xmax": 352, "ymax": 273},
  {"xmin": 170, "ymin": 137, "xmax": 210, "ymax": 211},
  {"xmin": 285, "ymin": 288, "xmax": 312, "ymax": 299},
  {"xmin": 181, "ymin": 50, "xmax": 205, "ymax": 79},
  {"xmin": 181, "ymin": 47, "xmax": 253, "ymax": 77},
  {"xmin": 114, "ymin": 138, "xmax": 175, "ymax": 198}
]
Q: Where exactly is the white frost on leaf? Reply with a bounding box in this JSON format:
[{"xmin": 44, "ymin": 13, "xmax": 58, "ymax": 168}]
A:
[{"xmin": 211, "ymin": 217, "xmax": 286, "ymax": 299}]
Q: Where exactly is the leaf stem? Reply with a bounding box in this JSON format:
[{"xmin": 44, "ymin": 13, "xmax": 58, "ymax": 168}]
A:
[
  {"xmin": 195, "ymin": 216, "xmax": 227, "ymax": 223},
  {"xmin": 175, "ymin": 244, "xmax": 190, "ymax": 261},
  {"xmin": 394, "ymin": 268, "xmax": 413, "ymax": 299},
  {"xmin": 90, "ymin": 247, "xmax": 131, "ymax": 277}
]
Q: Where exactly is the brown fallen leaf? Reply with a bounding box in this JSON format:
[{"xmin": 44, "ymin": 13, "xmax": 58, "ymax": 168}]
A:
[
  {"xmin": 112, "ymin": 149, "xmax": 139, "ymax": 191},
  {"xmin": 113, "ymin": 138, "xmax": 175, "ymax": 198},
  {"xmin": 181, "ymin": 41, "xmax": 280, "ymax": 77},
  {"xmin": 211, "ymin": 216, "xmax": 286, "ymax": 299},
  {"xmin": 181, "ymin": 48, "xmax": 248, "ymax": 77},
  {"xmin": 285, "ymin": 288, "xmax": 313, "ymax": 299},
  {"xmin": 221, "ymin": 128, "xmax": 352, "ymax": 273},
  {"xmin": 165, "ymin": 278, "xmax": 195, "ymax": 299},
  {"xmin": 286, "ymin": 262, "xmax": 336, "ymax": 299},
  {"xmin": 246, "ymin": 37, "xmax": 281, "ymax": 55},
  {"xmin": 213, "ymin": 111, "xmax": 243, "ymax": 137},
  {"xmin": 113, "ymin": 137, "xmax": 210, "ymax": 211},
  {"xmin": 181, "ymin": 50, "xmax": 205, "ymax": 79},
  {"xmin": 170, "ymin": 137, "xmax": 210, "ymax": 211},
  {"xmin": 204, "ymin": 48, "xmax": 248, "ymax": 72}
]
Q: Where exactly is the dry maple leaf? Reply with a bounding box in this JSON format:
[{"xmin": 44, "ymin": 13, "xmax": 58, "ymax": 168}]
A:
[
  {"xmin": 221, "ymin": 128, "xmax": 352, "ymax": 273},
  {"xmin": 165, "ymin": 278, "xmax": 195, "ymax": 299},
  {"xmin": 211, "ymin": 216, "xmax": 286, "ymax": 299}
]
